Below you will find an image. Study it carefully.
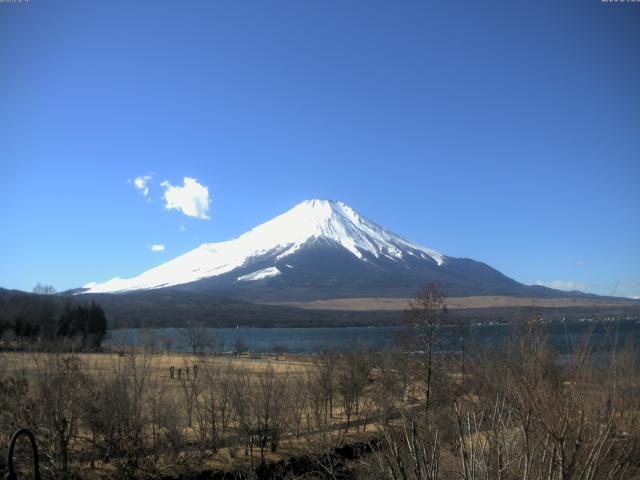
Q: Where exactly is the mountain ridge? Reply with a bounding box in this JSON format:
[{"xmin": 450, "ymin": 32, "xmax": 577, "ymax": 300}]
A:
[
  {"xmin": 80, "ymin": 199, "xmax": 603, "ymax": 302},
  {"xmin": 82, "ymin": 199, "xmax": 446, "ymax": 295}
]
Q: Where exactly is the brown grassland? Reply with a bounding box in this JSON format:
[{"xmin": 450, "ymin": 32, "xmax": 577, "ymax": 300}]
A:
[{"xmin": 267, "ymin": 296, "xmax": 640, "ymax": 311}]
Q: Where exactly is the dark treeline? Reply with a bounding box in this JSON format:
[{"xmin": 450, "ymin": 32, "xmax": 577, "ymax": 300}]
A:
[
  {"xmin": 80, "ymin": 289, "xmax": 405, "ymax": 328},
  {"xmin": 0, "ymin": 286, "xmax": 107, "ymax": 350}
]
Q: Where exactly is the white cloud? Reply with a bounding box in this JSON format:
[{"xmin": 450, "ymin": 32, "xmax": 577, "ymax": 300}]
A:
[
  {"xmin": 150, "ymin": 244, "xmax": 165, "ymax": 252},
  {"xmin": 632, "ymin": 295, "xmax": 640, "ymax": 300},
  {"xmin": 179, "ymin": 225, "xmax": 187, "ymax": 232},
  {"xmin": 161, "ymin": 177, "xmax": 211, "ymax": 219},
  {"xmin": 131, "ymin": 175, "xmax": 153, "ymax": 196},
  {"xmin": 535, "ymin": 280, "xmax": 586, "ymax": 292},
  {"xmin": 575, "ymin": 260, "xmax": 584, "ymax": 267}
]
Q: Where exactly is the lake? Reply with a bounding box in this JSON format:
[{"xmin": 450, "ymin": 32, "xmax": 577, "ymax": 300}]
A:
[{"xmin": 104, "ymin": 318, "xmax": 640, "ymax": 355}]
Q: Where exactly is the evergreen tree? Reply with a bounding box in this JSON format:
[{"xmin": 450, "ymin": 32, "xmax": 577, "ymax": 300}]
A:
[{"xmin": 88, "ymin": 302, "xmax": 107, "ymax": 348}]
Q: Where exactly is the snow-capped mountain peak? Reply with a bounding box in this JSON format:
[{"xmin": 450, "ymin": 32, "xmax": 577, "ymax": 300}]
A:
[
  {"xmin": 258, "ymin": 199, "xmax": 444, "ymax": 263},
  {"xmin": 81, "ymin": 199, "xmax": 444, "ymax": 294}
]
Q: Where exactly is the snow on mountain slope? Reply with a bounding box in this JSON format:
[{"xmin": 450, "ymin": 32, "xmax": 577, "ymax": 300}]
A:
[
  {"xmin": 237, "ymin": 267, "xmax": 281, "ymax": 282},
  {"xmin": 82, "ymin": 199, "xmax": 445, "ymax": 294}
]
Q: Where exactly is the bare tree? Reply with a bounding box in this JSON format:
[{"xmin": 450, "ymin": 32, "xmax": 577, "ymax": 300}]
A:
[
  {"xmin": 80, "ymin": 350, "xmax": 156, "ymax": 479},
  {"xmin": 373, "ymin": 347, "xmax": 408, "ymax": 420},
  {"xmin": 196, "ymin": 360, "xmax": 218, "ymax": 452},
  {"xmin": 179, "ymin": 359, "xmax": 200, "ymax": 429},
  {"xmin": 211, "ymin": 332, "xmax": 226, "ymax": 355},
  {"xmin": 462, "ymin": 320, "xmax": 640, "ymax": 480},
  {"xmin": 305, "ymin": 368, "xmax": 330, "ymax": 437},
  {"xmin": 336, "ymin": 348, "xmax": 370, "ymax": 433},
  {"xmin": 288, "ymin": 370, "xmax": 310, "ymax": 438},
  {"xmin": 230, "ymin": 368, "xmax": 257, "ymax": 461},
  {"xmin": 180, "ymin": 320, "xmax": 211, "ymax": 355},
  {"xmin": 404, "ymin": 283, "xmax": 447, "ymax": 414},
  {"xmin": 372, "ymin": 410, "xmax": 441, "ymax": 480},
  {"xmin": 234, "ymin": 338, "xmax": 249, "ymax": 356},
  {"xmin": 272, "ymin": 343, "xmax": 288, "ymax": 360},
  {"xmin": 195, "ymin": 358, "xmax": 234, "ymax": 453},
  {"xmin": 317, "ymin": 348, "xmax": 336, "ymax": 424},
  {"xmin": 251, "ymin": 366, "xmax": 288, "ymax": 462},
  {"xmin": 33, "ymin": 353, "xmax": 85, "ymax": 478}
]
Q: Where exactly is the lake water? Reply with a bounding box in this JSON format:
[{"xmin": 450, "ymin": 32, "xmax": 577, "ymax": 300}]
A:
[{"xmin": 104, "ymin": 318, "xmax": 640, "ymax": 355}]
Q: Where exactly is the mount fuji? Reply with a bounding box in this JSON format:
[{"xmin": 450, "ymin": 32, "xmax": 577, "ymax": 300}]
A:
[{"xmin": 80, "ymin": 199, "xmax": 574, "ymax": 302}]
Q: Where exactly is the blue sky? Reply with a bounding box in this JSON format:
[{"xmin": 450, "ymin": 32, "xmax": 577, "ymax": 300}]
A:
[{"xmin": 1, "ymin": 0, "xmax": 639, "ymax": 297}]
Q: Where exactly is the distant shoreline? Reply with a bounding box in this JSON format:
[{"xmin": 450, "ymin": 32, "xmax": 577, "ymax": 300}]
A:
[
  {"xmin": 266, "ymin": 295, "xmax": 640, "ymax": 311},
  {"xmin": 103, "ymin": 318, "xmax": 640, "ymax": 355}
]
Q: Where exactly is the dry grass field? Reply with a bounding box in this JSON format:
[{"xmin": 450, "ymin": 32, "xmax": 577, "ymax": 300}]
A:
[
  {"xmin": 2, "ymin": 350, "xmax": 315, "ymax": 379},
  {"xmin": 0, "ymin": 348, "xmax": 394, "ymax": 479},
  {"xmin": 267, "ymin": 295, "xmax": 640, "ymax": 311}
]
